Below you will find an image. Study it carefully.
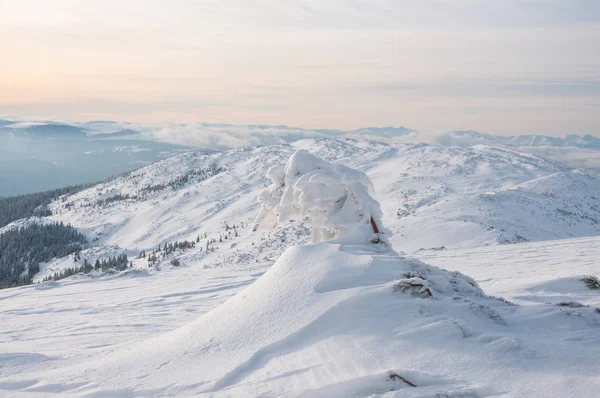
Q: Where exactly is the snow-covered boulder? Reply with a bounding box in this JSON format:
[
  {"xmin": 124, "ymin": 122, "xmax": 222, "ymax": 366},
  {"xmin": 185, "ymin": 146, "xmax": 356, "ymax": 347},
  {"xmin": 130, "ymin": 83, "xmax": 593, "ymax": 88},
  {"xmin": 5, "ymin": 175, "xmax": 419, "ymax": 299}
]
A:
[{"xmin": 254, "ymin": 149, "xmax": 384, "ymax": 243}]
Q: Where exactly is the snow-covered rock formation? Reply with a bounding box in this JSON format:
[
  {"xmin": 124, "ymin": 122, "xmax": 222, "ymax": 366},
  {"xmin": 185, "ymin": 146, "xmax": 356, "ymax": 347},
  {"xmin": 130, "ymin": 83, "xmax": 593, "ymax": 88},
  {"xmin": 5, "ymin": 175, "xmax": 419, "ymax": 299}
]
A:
[{"xmin": 254, "ymin": 149, "xmax": 384, "ymax": 243}]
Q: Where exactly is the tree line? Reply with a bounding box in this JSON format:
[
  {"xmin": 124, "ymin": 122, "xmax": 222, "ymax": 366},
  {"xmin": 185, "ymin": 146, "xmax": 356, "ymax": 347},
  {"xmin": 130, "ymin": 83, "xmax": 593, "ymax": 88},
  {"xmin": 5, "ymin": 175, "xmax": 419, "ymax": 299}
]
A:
[
  {"xmin": 0, "ymin": 222, "xmax": 87, "ymax": 289},
  {"xmin": 0, "ymin": 183, "xmax": 92, "ymax": 228},
  {"xmin": 41, "ymin": 253, "xmax": 131, "ymax": 283},
  {"xmin": 140, "ymin": 239, "xmax": 199, "ymax": 267},
  {"xmin": 140, "ymin": 163, "xmax": 224, "ymax": 195},
  {"xmin": 138, "ymin": 223, "xmax": 243, "ymax": 268}
]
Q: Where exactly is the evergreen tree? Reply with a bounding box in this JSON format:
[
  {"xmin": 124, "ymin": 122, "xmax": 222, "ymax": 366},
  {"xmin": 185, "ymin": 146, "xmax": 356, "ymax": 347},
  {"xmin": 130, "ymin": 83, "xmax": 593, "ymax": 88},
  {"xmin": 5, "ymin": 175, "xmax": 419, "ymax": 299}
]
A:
[
  {"xmin": 0, "ymin": 222, "xmax": 87, "ymax": 288},
  {"xmin": 83, "ymin": 259, "xmax": 93, "ymax": 273},
  {"xmin": 0, "ymin": 183, "xmax": 92, "ymax": 229}
]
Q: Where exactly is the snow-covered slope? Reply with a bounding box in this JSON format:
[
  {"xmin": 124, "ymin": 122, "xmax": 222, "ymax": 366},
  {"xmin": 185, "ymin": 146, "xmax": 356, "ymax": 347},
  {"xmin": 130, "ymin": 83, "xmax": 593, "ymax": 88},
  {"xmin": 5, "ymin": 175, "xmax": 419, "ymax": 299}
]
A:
[
  {"xmin": 41, "ymin": 139, "xmax": 600, "ymax": 254},
  {"xmin": 372, "ymin": 144, "xmax": 600, "ymax": 251},
  {"xmin": 47, "ymin": 146, "xmax": 289, "ymax": 251},
  {"xmin": 1, "ymin": 150, "xmax": 599, "ymax": 398},
  {"xmin": 289, "ymin": 140, "xmax": 600, "ymax": 251},
  {"xmin": 0, "ymin": 137, "xmax": 594, "ymax": 283},
  {"xmin": 16, "ymin": 145, "xmax": 309, "ymax": 283},
  {"xmin": 417, "ymin": 235, "xmax": 600, "ymax": 308},
  {"xmin": 1, "ymin": 241, "xmax": 571, "ymax": 397}
]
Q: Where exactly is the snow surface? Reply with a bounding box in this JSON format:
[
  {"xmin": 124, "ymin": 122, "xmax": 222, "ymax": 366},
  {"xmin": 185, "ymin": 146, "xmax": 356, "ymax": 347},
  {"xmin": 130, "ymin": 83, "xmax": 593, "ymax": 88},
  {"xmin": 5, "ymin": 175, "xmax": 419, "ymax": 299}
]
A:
[
  {"xmin": 2, "ymin": 235, "xmax": 599, "ymax": 396},
  {"xmin": 1, "ymin": 139, "xmax": 600, "ymax": 397}
]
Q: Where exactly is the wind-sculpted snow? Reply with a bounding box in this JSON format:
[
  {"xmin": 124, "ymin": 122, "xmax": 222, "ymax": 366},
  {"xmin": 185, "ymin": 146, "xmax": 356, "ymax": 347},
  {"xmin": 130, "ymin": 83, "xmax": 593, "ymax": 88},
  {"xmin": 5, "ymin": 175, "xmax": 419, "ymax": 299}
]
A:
[{"xmin": 254, "ymin": 149, "xmax": 384, "ymax": 243}]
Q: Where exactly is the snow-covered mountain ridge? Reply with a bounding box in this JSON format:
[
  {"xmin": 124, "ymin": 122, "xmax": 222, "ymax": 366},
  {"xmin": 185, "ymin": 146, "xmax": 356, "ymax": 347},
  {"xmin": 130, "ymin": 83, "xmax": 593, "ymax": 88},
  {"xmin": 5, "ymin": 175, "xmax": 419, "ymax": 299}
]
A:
[
  {"xmin": 3, "ymin": 118, "xmax": 598, "ymax": 150},
  {"xmin": 451, "ymin": 130, "xmax": 600, "ymax": 149},
  {"xmin": 0, "ymin": 137, "xmax": 597, "ymax": 283},
  {"xmin": 3, "ymin": 117, "xmax": 598, "ymax": 196},
  {"xmin": 34, "ymin": 138, "xmax": 599, "ymax": 260}
]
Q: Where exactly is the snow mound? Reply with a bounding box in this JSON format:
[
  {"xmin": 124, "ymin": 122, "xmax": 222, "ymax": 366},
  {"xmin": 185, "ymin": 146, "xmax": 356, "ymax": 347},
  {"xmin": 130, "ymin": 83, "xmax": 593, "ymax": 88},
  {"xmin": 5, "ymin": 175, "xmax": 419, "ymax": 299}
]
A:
[{"xmin": 19, "ymin": 240, "xmax": 508, "ymax": 397}]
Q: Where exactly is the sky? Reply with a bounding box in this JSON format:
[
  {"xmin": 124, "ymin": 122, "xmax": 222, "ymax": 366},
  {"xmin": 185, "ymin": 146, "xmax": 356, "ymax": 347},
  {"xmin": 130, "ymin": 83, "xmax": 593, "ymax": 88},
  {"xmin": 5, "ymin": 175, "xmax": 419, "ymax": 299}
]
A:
[{"xmin": 1, "ymin": 0, "xmax": 599, "ymax": 136}]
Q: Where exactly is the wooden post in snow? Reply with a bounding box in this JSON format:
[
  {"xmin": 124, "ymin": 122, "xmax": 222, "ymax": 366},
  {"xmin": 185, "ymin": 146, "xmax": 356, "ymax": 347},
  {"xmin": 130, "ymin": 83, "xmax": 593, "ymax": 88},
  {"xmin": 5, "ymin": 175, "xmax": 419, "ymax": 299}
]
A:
[{"xmin": 370, "ymin": 217, "xmax": 380, "ymax": 234}]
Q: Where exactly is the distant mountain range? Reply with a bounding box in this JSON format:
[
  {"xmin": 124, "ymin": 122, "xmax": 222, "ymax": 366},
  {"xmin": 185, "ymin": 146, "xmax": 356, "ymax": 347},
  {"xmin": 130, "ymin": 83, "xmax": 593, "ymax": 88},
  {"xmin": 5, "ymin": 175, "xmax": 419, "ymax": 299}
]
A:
[
  {"xmin": 0, "ymin": 120, "xmax": 144, "ymax": 140},
  {"xmin": 450, "ymin": 130, "xmax": 600, "ymax": 149},
  {"xmin": 1, "ymin": 118, "xmax": 597, "ymax": 149},
  {"xmin": 1, "ymin": 117, "xmax": 598, "ymax": 196},
  {"xmin": 0, "ymin": 119, "xmax": 188, "ymax": 196}
]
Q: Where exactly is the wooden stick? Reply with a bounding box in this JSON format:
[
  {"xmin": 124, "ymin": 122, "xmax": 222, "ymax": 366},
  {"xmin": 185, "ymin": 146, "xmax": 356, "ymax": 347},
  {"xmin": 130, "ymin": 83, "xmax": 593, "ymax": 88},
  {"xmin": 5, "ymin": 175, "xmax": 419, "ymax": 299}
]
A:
[
  {"xmin": 389, "ymin": 373, "xmax": 417, "ymax": 387},
  {"xmin": 370, "ymin": 217, "xmax": 380, "ymax": 234}
]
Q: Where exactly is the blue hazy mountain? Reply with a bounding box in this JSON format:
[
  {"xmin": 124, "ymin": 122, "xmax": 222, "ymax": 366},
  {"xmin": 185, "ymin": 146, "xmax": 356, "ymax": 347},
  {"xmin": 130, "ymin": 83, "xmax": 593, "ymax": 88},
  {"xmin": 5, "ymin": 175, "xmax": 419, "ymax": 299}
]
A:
[
  {"xmin": 0, "ymin": 121, "xmax": 189, "ymax": 196},
  {"xmin": 451, "ymin": 130, "xmax": 600, "ymax": 149}
]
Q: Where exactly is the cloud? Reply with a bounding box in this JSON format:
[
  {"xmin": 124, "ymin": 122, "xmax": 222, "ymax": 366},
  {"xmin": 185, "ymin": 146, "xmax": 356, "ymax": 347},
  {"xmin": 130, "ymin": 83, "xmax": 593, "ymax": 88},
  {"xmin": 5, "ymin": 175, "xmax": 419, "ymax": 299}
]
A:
[{"xmin": 1, "ymin": 1, "xmax": 599, "ymax": 135}]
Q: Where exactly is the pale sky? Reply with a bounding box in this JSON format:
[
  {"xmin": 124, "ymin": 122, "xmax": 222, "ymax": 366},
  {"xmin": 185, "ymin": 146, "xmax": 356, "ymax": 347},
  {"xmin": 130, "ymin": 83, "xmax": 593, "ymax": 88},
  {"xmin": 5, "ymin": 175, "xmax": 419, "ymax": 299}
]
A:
[{"xmin": 1, "ymin": 0, "xmax": 599, "ymax": 135}]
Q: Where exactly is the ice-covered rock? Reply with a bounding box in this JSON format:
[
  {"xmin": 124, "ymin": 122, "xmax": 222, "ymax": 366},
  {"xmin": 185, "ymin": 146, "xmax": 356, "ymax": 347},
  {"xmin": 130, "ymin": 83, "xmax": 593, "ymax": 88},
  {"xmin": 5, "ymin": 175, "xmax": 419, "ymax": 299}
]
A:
[{"xmin": 254, "ymin": 149, "xmax": 384, "ymax": 243}]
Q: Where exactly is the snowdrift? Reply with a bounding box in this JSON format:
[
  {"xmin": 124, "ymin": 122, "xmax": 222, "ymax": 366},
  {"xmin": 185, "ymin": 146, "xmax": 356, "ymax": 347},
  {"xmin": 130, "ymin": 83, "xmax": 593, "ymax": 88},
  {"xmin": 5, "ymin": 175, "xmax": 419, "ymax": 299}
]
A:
[{"xmin": 21, "ymin": 239, "xmax": 516, "ymax": 397}]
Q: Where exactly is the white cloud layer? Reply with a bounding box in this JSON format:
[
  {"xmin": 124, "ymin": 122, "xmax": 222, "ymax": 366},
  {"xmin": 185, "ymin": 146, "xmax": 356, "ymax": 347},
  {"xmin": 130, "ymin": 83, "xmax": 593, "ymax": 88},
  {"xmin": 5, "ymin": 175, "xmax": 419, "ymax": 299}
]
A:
[{"xmin": 1, "ymin": 1, "xmax": 599, "ymax": 135}]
